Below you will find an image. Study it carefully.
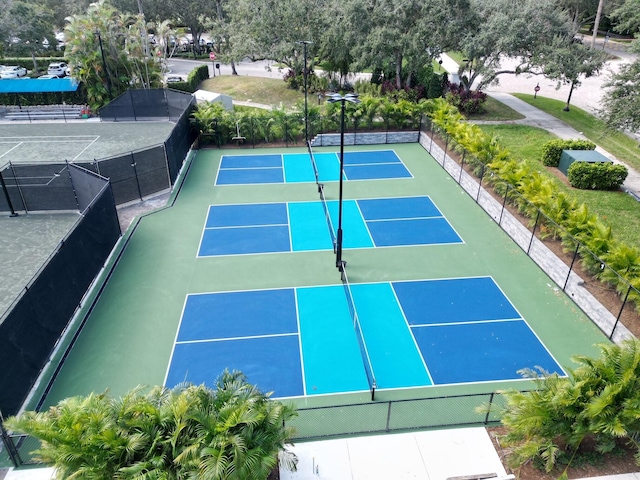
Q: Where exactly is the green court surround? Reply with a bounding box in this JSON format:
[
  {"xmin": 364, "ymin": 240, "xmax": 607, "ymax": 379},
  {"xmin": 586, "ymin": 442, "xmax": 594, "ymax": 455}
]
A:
[{"xmin": 35, "ymin": 143, "xmax": 608, "ymax": 413}]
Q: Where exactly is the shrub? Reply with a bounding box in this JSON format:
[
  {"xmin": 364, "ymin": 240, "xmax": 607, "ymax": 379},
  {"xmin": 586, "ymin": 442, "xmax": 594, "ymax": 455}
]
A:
[
  {"xmin": 568, "ymin": 162, "xmax": 629, "ymax": 190},
  {"xmin": 541, "ymin": 139, "xmax": 596, "ymax": 167},
  {"xmin": 444, "ymin": 84, "xmax": 487, "ymax": 115}
]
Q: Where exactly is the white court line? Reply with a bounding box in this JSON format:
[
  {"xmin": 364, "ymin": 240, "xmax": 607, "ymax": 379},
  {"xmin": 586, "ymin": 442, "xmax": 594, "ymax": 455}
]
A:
[
  {"xmin": 73, "ymin": 136, "xmax": 100, "ymax": 161},
  {"xmin": 0, "ymin": 135, "xmax": 99, "ymax": 139},
  {"xmin": 0, "ymin": 143, "xmax": 23, "ymax": 159},
  {"xmin": 0, "ymin": 140, "xmax": 96, "ymax": 144}
]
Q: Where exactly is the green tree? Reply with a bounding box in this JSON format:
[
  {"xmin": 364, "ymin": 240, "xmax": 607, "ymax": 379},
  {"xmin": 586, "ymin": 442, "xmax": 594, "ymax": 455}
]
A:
[
  {"xmin": 536, "ymin": 34, "xmax": 607, "ymax": 111},
  {"xmin": 496, "ymin": 338, "xmax": 640, "ymax": 476},
  {"xmin": 2, "ymin": 0, "xmax": 56, "ymax": 64},
  {"xmin": 455, "ymin": 0, "xmax": 573, "ymax": 92},
  {"xmin": 610, "ymin": 0, "xmax": 640, "ymax": 34},
  {"xmin": 600, "ymin": 41, "xmax": 640, "ymax": 131},
  {"xmin": 6, "ymin": 370, "xmax": 297, "ymax": 479},
  {"xmin": 64, "ymin": 0, "xmax": 162, "ymax": 110}
]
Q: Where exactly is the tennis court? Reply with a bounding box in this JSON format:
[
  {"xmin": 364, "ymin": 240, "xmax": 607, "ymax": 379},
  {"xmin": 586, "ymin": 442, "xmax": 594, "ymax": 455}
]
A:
[
  {"xmin": 36, "ymin": 142, "xmax": 608, "ymax": 415},
  {"xmin": 0, "ymin": 122, "xmax": 174, "ymax": 164}
]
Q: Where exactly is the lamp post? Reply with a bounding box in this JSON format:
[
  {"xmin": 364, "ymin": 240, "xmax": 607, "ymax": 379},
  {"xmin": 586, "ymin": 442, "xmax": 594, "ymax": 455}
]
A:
[
  {"xmin": 297, "ymin": 41, "xmax": 312, "ymax": 144},
  {"xmin": 95, "ymin": 30, "xmax": 113, "ymax": 101},
  {"xmin": 327, "ymin": 93, "xmax": 360, "ymax": 270}
]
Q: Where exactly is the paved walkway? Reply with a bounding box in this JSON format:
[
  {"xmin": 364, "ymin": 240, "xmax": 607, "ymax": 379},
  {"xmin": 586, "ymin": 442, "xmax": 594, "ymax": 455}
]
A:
[{"xmin": 439, "ymin": 53, "xmax": 640, "ymax": 200}]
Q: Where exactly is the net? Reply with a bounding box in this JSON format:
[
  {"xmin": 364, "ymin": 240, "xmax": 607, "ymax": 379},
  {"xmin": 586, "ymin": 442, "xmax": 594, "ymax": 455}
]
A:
[
  {"xmin": 308, "ymin": 141, "xmax": 336, "ymax": 252},
  {"xmin": 319, "ymin": 184, "xmax": 337, "ymax": 252},
  {"xmin": 307, "ymin": 140, "xmax": 320, "ymax": 186},
  {"xmin": 340, "ymin": 264, "xmax": 377, "ymax": 400}
]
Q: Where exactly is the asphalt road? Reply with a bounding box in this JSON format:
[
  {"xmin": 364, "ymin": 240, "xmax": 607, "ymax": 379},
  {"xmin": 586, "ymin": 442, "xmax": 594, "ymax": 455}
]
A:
[{"xmin": 168, "ymin": 39, "xmax": 638, "ymax": 119}]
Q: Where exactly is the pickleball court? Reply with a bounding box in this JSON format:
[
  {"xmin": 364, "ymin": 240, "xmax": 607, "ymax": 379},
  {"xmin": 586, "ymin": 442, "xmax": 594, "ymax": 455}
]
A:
[{"xmin": 39, "ymin": 144, "xmax": 607, "ymax": 417}]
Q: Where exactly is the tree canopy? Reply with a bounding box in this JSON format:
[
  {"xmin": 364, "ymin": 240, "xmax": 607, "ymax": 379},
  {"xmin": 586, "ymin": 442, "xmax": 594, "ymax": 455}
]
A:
[{"xmin": 601, "ymin": 40, "xmax": 640, "ymax": 132}]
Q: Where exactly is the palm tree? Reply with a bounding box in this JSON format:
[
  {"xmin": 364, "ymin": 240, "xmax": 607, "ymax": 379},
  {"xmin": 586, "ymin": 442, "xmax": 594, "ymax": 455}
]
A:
[{"xmin": 5, "ymin": 370, "xmax": 297, "ymax": 479}]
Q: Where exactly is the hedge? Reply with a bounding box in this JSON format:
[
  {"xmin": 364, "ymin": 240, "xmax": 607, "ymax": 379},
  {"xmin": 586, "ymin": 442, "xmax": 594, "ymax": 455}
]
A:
[
  {"xmin": 568, "ymin": 162, "xmax": 629, "ymax": 190},
  {"xmin": 542, "ymin": 139, "xmax": 596, "ymax": 167},
  {"xmin": 167, "ymin": 64, "xmax": 209, "ymax": 93}
]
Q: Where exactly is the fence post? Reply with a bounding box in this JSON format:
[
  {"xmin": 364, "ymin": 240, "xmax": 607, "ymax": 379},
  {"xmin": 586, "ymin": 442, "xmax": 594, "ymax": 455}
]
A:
[
  {"xmin": 130, "ymin": 152, "xmax": 143, "ymax": 201},
  {"xmin": 527, "ymin": 210, "xmax": 541, "ymax": 255},
  {"xmin": 484, "ymin": 392, "xmax": 495, "ymax": 424},
  {"xmin": 1, "ymin": 417, "xmax": 22, "ymax": 468},
  {"xmin": 476, "ymin": 164, "xmax": 485, "ymax": 203},
  {"xmin": 385, "ymin": 401, "xmax": 392, "ymax": 432},
  {"xmin": 610, "ymin": 285, "xmax": 632, "ymax": 340},
  {"xmin": 443, "ymin": 135, "xmax": 449, "ymax": 166},
  {"xmin": 66, "ymin": 159, "xmax": 81, "ymax": 211},
  {"xmin": 563, "ymin": 243, "xmax": 581, "ymax": 291},
  {"xmin": 498, "ymin": 183, "xmax": 509, "ymax": 225},
  {"xmin": 459, "ymin": 151, "xmax": 465, "ymax": 183},
  {"xmin": 429, "ymin": 125, "xmax": 435, "ymax": 153},
  {"xmin": 10, "ymin": 161, "xmax": 28, "ymax": 214}
]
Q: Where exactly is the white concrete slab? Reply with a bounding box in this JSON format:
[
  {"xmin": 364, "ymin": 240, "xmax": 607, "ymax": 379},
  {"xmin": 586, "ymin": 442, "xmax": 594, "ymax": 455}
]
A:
[
  {"xmin": 281, "ymin": 438, "xmax": 352, "ymax": 480},
  {"xmin": 347, "ymin": 433, "xmax": 429, "ymax": 480},
  {"xmin": 280, "ymin": 428, "xmax": 506, "ymax": 480},
  {"xmin": 4, "ymin": 468, "xmax": 54, "ymax": 480},
  {"xmin": 417, "ymin": 428, "xmax": 507, "ymax": 480}
]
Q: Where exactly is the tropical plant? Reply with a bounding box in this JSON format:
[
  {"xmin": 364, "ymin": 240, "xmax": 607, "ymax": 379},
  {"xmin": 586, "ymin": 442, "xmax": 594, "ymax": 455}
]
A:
[
  {"xmin": 5, "ymin": 370, "xmax": 298, "ymax": 479},
  {"xmin": 495, "ymin": 338, "xmax": 640, "ymax": 477},
  {"xmin": 64, "ymin": 0, "xmax": 162, "ymax": 110}
]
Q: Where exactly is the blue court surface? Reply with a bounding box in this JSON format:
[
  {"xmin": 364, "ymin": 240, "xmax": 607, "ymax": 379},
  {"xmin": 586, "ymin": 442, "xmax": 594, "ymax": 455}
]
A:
[
  {"xmin": 198, "ymin": 196, "xmax": 463, "ymax": 256},
  {"xmin": 215, "ymin": 150, "xmax": 412, "ymax": 185},
  {"xmin": 164, "ymin": 276, "xmax": 565, "ymax": 398}
]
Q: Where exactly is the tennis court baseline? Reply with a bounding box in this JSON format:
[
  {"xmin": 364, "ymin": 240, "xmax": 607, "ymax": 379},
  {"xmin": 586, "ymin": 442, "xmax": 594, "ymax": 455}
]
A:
[{"xmin": 164, "ymin": 276, "xmax": 564, "ymax": 399}]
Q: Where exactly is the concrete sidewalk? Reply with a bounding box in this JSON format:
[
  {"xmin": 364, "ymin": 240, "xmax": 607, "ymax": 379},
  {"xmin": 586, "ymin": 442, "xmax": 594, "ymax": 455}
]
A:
[
  {"xmin": 438, "ymin": 53, "xmax": 640, "ymax": 201},
  {"xmin": 482, "ymin": 92, "xmax": 640, "ymax": 200}
]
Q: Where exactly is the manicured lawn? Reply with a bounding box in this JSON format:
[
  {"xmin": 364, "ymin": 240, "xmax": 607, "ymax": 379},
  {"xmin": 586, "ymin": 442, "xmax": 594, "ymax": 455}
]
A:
[
  {"xmin": 479, "ymin": 124, "xmax": 640, "ymax": 250},
  {"xmin": 467, "ymin": 96, "xmax": 525, "ymax": 121},
  {"xmin": 201, "ymin": 76, "xmax": 304, "ymax": 109},
  {"xmin": 512, "ymin": 94, "xmax": 640, "ymax": 173}
]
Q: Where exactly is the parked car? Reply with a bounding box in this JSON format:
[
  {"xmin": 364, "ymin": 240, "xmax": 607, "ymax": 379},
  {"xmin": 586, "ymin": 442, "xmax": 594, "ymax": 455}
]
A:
[
  {"xmin": 0, "ymin": 66, "xmax": 27, "ymax": 78},
  {"xmin": 38, "ymin": 74, "xmax": 60, "ymax": 79},
  {"xmin": 166, "ymin": 76, "xmax": 183, "ymax": 83},
  {"xmin": 47, "ymin": 62, "xmax": 68, "ymax": 77}
]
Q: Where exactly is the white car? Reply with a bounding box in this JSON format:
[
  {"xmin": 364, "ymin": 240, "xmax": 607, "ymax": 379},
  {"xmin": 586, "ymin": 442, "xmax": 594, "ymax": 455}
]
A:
[
  {"xmin": 47, "ymin": 62, "xmax": 68, "ymax": 77},
  {"xmin": 0, "ymin": 66, "xmax": 27, "ymax": 78}
]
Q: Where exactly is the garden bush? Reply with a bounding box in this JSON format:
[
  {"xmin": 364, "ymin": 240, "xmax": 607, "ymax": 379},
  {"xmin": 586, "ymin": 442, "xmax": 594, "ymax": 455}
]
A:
[
  {"xmin": 568, "ymin": 162, "xmax": 629, "ymax": 190},
  {"xmin": 541, "ymin": 139, "xmax": 596, "ymax": 167},
  {"xmin": 168, "ymin": 64, "xmax": 210, "ymax": 93},
  {"xmin": 444, "ymin": 84, "xmax": 487, "ymax": 115}
]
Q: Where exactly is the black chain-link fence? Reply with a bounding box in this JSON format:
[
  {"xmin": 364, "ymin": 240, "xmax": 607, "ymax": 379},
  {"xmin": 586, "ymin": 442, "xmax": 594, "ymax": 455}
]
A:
[
  {"xmin": 289, "ymin": 391, "xmax": 507, "ymax": 440},
  {"xmin": 420, "ymin": 120, "xmax": 640, "ymax": 342},
  {"xmin": 0, "ymin": 167, "xmax": 120, "ymax": 418},
  {"xmin": 99, "ymin": 88, "xmax": 194, "ymax": 122}
]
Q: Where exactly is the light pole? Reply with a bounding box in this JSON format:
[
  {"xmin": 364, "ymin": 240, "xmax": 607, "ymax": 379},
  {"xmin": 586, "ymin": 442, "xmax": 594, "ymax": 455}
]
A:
[
  {"xmin": 297, "ymin": 41, "xmax": 313, "ymax": 144},
  {"xmin": 327, "ymin": 93, "xmax": 360, "ymax": 270},
  {"xmin": 95, "ymin": 30, "xmax": 113, "ymax": 101}
]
